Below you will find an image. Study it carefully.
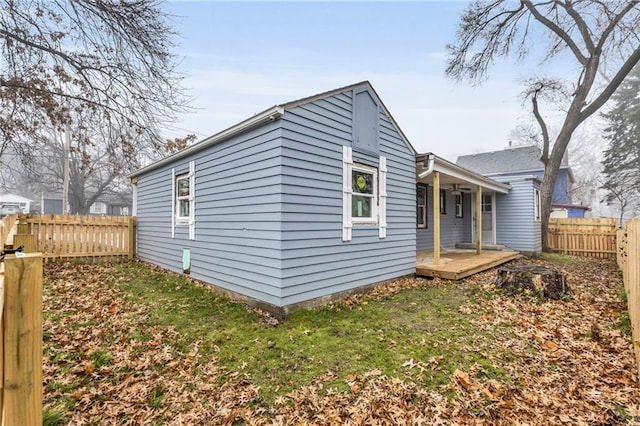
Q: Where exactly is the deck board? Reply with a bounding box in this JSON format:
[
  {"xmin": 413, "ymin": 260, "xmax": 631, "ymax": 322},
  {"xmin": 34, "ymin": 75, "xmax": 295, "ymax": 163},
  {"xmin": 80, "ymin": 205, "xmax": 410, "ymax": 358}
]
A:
[{"xmin": 416, "ymin": 249, "xmax": 520, "ymax": 280}]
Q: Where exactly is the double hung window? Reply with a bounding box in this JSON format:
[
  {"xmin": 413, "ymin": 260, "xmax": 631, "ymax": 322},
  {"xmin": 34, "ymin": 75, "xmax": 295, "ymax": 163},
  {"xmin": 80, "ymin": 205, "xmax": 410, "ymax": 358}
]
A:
[
  {"xmin": 455, "ymin": 194, "xmax": 463, "ymax": 218},
  {"xmin": 417, "ymin": 185, "xmax": 427, "ymax": 228},
  {"xmin": 176, "ymin": 174, "xmax": 191, "ymax": 224},
  {"xmin": 351, "ymin": 164, "xmax": 377, "ymax": 223}
]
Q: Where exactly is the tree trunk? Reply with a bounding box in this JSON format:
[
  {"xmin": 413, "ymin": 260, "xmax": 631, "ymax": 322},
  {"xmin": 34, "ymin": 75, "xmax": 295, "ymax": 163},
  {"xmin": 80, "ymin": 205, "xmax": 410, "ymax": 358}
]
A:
[{"xmin": 541, "ymin": 121, "xmax": 580, "ymax": 251}]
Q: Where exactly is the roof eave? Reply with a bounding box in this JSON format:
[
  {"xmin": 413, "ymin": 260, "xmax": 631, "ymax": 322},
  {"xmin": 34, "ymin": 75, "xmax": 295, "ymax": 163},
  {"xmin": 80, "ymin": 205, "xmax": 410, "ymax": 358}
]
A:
[
  {"xmin": 130, "ymin": 106, "xmax": 285, "ymax": 179},
  {"xmin": 417, "ymin": 153, "xmax": 511, "ymax": 194}
]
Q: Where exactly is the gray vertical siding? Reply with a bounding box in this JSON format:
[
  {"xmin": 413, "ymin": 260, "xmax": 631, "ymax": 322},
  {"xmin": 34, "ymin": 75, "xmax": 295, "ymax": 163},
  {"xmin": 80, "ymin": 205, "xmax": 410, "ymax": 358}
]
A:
[
  {"xmin": 416, "ymin": 188, "xmax": 466, "ymax": 251},
  {"xmin": 494, "ymin": 177, "xmax": 542, "ymax": 254},
  {"xmin": 279, "ymin": 91, "xmax": 416, "ymax": 306},
  {"xmin": 135, "ymin": 124, "xmax": 285, "ymax": 306}
]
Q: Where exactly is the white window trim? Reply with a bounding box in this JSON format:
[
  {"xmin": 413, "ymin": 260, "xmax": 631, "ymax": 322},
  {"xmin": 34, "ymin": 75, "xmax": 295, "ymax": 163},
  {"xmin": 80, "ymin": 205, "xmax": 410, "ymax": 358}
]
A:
[
  {"xmin": 175, "ymin": 173, "xmax": 191, "ymax": 225},
  {"xmin": 378, "ymin": 156, "xmax": 387, "ymax": 239},
  {"xmin": 174, "ymin": 161, "xmax": 196, "ymax": 241},
  {"xmin": 417, "ymin": 185, "xmax": 427, "ymax": 229},
  {"xmin": 351, "ymin": 163, "xmax": 378, "ymax": 225},
  {"xmin": 342, "ymin": 146, "xmax": 353, "ymax": 242},
  {"xmin": 189, "ymin": 160, "xmax": 195, "ymax": 240},
  {"xmin": 455, "ymin": 194, "xmax": 463, "ymax": 218},
  {"xmin": 534, "ymin": 188, "xmax": 541, "ymax": 221},
  {"xmin": 132, "ymin": 184, "xmax": 137, "ymax": 217},
  {"xmin": 171, "ymin": 168, "xmax": 175, "ymax": 238}
]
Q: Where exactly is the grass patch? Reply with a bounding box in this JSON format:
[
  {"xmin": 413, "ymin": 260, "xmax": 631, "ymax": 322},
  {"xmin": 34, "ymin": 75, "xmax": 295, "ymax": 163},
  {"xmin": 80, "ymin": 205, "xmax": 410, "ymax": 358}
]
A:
[
  {"xmin": 104, "ymin": 262, "xmax": 513, "ymax": 403},
  {"xmin": 90, "ymin": 349, "xmax": 112, "ymax": 369},
  {"xmin": 540, "ymin": 252, "xmax": 583, "ymax": 265},
  {"xmin": 43, "ymin": 408, "xmax": 67, "ymax": 426}
]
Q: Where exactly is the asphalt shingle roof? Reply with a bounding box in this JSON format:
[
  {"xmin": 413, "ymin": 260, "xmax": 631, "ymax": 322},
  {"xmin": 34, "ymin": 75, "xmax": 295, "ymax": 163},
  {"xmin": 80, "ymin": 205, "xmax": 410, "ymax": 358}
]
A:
[{"xmin": 456, "ymin": 145, "xmax": 545, "ymax": 175}]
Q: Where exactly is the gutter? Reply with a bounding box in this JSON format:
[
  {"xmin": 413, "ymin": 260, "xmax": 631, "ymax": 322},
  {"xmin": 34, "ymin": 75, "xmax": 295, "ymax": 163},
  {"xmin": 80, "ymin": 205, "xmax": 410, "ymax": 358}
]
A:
[
  {"xmin": 130, "ymin": 106, "xmax": 285, "ymax": 179},
  {"xmin": 416, "ymin": 152, "xmax": 511, "ymax": 194},
  {"xmin": 417, "ymin": 153, "xmax": 435, "ymax": 179}
]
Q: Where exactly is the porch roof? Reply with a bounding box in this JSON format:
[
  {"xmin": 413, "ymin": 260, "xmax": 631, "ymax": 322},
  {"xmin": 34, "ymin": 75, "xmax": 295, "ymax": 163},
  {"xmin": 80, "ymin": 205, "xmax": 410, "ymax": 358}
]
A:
[{"xmin": 416, "ymin": 153, "xmax": 510, "ymax": 194}]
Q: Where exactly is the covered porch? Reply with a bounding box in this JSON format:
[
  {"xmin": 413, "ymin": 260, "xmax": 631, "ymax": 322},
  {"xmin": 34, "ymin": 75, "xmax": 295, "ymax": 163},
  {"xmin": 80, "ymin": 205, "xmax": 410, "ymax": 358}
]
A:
[
  {"xmin": 416, "ymin": 248, "xmax": 520, "ymax": 280},
  {"xmin": 415, "ymin": 153, "xmax": 515, "ymax": 277}
]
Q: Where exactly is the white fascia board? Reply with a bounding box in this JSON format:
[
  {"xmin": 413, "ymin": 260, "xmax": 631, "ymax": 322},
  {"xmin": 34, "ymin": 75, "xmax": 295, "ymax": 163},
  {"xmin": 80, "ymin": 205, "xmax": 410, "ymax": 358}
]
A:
[
  {"xmin": 432, "ymin": 162, "xmax": 510, "ymax": 194},
  {"xmin": 418, "ymin": 153, "xmax": 510, "ymax": 194},
  {"xmin": 130, "ymin": 106, "xmax": 284, "ymax": 178}
]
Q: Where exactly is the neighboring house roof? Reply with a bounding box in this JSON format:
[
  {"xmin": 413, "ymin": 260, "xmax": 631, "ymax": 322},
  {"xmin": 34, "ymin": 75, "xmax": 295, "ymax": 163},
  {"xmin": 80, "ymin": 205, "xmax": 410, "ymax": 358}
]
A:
[
  {"xmin": 416, "ymin": 153, "xmax": 511, "ymax": 194},
  {"xmin": 0, "ymin": 193, "xmax": 32, "ymax": 203},
  {"xmin": 456, "ymin": 145, "xmax": 574, "ymax": 183},
  {"xmin": 130, "ymin": 81, "xmax": 417, "ymax": 178}
]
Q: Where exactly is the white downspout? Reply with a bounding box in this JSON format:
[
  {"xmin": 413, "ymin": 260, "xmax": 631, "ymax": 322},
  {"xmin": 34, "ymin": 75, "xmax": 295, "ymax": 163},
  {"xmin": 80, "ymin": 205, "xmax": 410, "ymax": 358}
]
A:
[{"xmin": 418, "ymin": 154, "xmax": 435, "ymax": 179}]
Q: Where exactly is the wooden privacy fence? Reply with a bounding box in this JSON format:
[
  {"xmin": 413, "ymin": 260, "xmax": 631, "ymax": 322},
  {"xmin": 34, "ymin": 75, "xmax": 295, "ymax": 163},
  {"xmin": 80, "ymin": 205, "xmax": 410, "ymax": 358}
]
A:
[
  {"xmin": 617, "ymin": 219, "xmax": 640, "ymax": 376},
  {"xmin": 0, "ymin": 215, "xmax": 17, "ymax": 248},
  {"xmin": 546, "ymin": 218, "xmax": 618, "ymax": 258},
  {"xmin": 18, "ymin": 214, "xmax": 135, "ymax": 259},
  {"xmin": 0, "ymin": 254, "xmax": 43, "ymax": 424}
]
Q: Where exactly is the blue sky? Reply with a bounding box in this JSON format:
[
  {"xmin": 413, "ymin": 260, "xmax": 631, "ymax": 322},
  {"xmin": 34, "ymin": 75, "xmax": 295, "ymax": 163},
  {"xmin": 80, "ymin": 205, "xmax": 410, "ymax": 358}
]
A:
[{"xmin": 162, "ymin": 1, "xmax": 547, "ymax": 161}]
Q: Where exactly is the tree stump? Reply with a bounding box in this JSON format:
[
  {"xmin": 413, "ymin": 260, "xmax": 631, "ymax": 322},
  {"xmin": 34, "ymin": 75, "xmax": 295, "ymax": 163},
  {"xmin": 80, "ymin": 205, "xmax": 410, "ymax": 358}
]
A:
[{"xmin": 495, "ymin": 265, "xmax": 570, "ymax": 300}]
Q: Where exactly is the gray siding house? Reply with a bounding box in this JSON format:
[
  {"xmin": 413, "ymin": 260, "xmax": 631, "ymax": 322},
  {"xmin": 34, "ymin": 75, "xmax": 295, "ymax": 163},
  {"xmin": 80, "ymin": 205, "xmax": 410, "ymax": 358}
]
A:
[
  {"xmin": 131, "ymin": 82, "xmax": 417, "ymax": 314},
  {"xmin": 457, "ymin": 145, "xmax": 588, "ymax": 218},
  {"xmin": 131, "ymin": 82, "xmax": 546, "ymax": 314},
  {"xmin": 415, "ymin": 154, "xmax": 542, "ymax": 257}
]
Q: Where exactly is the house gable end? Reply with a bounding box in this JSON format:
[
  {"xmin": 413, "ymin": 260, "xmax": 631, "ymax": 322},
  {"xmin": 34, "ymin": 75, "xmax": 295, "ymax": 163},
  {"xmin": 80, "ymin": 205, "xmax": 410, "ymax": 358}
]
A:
[
  {"xmin": 281, "ymin": 81, "xmax": 416, "ymax": 157},
  {"xmin": 352, "ymin": 88, "xmax": 379, "ymax": 154}
]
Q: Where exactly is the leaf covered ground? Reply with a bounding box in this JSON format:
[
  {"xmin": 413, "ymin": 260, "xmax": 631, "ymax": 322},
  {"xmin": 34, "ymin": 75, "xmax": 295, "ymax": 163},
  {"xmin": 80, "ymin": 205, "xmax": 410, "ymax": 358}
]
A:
[{"xmin": 43, "ymin": 255, "xmax": 639, "ymax": 425}]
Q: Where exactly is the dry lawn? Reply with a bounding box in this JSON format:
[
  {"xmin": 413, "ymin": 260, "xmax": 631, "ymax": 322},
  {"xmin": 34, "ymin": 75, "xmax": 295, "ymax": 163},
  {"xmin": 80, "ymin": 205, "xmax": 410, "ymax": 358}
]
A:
[{"xmin": 43, "ymin": 255, "xmax": 639, "ymax": 425}]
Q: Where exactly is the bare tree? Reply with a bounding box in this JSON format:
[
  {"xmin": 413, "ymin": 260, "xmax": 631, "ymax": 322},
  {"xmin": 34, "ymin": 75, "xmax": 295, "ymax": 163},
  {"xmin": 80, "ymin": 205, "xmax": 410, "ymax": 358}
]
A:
[
  {"xmin": 0, "ymin": 0, "xmax": 189, "ymax": 171},
  {"xmin": 446, "ymin": 1, "xmax": 640, "ymax": 249},
  {"xmin": 7, "ymin": 111, "xmax": 196, "ymax": 214}
]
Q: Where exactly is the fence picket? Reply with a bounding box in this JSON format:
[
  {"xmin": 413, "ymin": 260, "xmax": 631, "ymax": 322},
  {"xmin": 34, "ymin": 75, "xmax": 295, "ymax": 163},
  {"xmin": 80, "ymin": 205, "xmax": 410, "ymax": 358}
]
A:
[
  {"xmin": 18, "ymin": 214, "xmax": 135, "ymax": 259},
  {"xmin": 547, "ymin": 218, "xmax": 617, "ymax": 258}
]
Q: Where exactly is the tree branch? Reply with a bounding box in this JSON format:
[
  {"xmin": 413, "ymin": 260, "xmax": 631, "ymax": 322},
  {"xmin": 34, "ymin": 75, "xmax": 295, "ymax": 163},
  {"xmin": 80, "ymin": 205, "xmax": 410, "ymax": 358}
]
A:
[
  {"xmin": 581, "ymin": 46, "xmax": 640, "ymax": 120},
  {"xmin": 522, "ymin": 0, "xmax": 588, "ymax": 64},
  {"xmin": 594, "ymin": 1, "xmax": 639, "ymax": 53},
  {"xmin": 556, "ymin": 0, "xmax": 595, "ymax": 55},
  {"xmin": 531, "ymin": 87, "xmax": 551, "ymax": 164}
]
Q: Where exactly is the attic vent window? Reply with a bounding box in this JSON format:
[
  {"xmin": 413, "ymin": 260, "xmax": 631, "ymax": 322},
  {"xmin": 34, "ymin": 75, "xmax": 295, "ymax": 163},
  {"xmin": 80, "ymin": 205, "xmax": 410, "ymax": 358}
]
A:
[{"xmin": 353, "ymin": 90, "xmax": 379, "ymax": 153}]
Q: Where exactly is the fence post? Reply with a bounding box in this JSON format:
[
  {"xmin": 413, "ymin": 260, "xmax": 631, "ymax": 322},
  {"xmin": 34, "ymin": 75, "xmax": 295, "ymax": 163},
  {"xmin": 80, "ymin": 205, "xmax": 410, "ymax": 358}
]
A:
[
  {"xmin": 1, "ymin": 253, "xmax": 43, "ymax": 425},
  {"xmin": 14, "ymin": 214, "xmax": 36, "ymax": 253},
  {"xmin": 627, "ymin": 220, "xmax": 640, "ymax": 377},
  {"xmin": 563, "ymin": 231, "xmax": 568, "ymax": 255}
]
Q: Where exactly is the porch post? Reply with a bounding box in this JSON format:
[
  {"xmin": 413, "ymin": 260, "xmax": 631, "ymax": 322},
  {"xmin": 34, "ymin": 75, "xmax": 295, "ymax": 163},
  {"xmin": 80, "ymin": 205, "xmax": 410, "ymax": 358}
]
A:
[
  {"xmin": 433, "ymin": 171, "xmax": 440, "ymax": 266},
  {"xmin": 476, "ymin": 185, "xmax": 482, "ymax": 255}
]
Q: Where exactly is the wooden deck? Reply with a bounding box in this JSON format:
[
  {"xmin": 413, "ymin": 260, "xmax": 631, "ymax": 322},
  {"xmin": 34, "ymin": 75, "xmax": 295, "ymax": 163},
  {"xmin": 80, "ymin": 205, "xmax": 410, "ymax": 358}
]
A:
[{"xmin": 416, "ymin": 249, "xmax": 520, "ymax": 280}]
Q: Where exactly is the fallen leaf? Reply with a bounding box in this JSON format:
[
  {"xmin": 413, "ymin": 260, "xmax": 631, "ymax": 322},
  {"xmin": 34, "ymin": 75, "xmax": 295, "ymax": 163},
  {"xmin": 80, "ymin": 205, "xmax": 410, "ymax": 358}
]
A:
[
  {"xmin": 454, "ymin": 369, "xmax": 479, "ymax": 391},
  {"xmin": 542, "ymin": 339, "xmax": 559, "ymax": 352}
]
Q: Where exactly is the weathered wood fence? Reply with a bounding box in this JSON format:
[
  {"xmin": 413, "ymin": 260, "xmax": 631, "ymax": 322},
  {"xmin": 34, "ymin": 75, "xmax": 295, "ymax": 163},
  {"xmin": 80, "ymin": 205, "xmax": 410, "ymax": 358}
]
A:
[
  {"xmin": 546, "ymin": 218, "xmax": 618, "ymax": 258},
  {"xmin": 617, "ymin": 219, "xmax": 640, "ymax": 376},
  {"xmin": 18, "ymin": 214, "xmax": 135, "ymax": 259},
  {"xmin": 0, "ymin": 254, "xmax": 43, "ymax": 424},
  {"xmin": 0, "ymin": 215, "xmax": 17, "ymax": 249}
]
